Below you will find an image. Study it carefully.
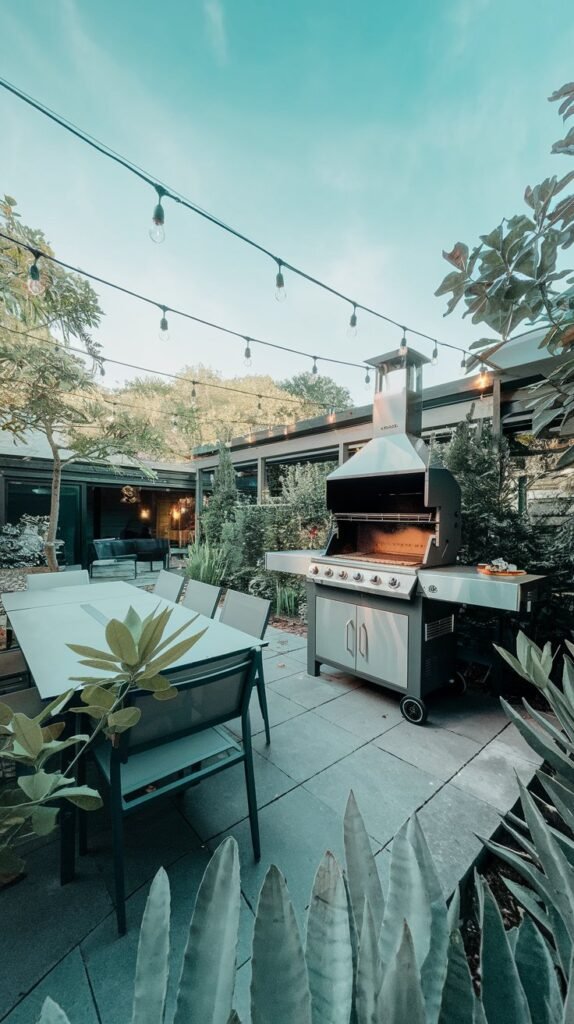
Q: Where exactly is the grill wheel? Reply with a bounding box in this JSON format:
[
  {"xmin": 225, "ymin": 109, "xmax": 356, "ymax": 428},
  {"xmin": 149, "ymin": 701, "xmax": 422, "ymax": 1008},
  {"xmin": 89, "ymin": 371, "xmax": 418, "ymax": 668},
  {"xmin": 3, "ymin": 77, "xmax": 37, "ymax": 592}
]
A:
[{"xmin": 400, "ymin": 696, "xmax": 427, "ymax": 725}]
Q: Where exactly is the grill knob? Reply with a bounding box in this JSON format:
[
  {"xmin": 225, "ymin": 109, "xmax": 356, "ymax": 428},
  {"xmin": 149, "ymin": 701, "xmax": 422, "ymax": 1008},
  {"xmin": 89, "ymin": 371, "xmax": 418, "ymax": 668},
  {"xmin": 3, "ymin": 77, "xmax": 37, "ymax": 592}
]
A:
[
  {"xmin": 353, "ymin": 572, "xmax": 363, "ymax": 582},
  {"xmin": 388, "ymin": 576, "xmax": 400, "ymax": 589},
  {"xmin": 370, "ymin": 575, "xmax": 381, "ymax": 585},
  {"xmin": 338, "ymin": 570, "xmax": 348, "ymax": 579},
  {"xmin": 310, "ymin": 565, "xmax": 319, "ymax": 575},
  {"xmin": 324, "ymin": 567, "xmax": 334, "ymax": 577}
]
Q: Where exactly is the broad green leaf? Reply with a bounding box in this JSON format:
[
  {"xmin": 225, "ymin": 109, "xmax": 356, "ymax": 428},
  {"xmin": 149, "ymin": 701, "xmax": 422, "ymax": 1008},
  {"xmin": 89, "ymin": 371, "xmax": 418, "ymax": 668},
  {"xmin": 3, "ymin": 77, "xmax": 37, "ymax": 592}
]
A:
[
  {"xmin": 344, "ymin": 791, "xmax": 384, "ymax": 934},
  {"xmin": 251, "ymin": 865, "xmax": 312, "ymax": 1024},
  {"xmin": 107, "ymin": 707, "xmax": 141, "ymax": 732},
  {"xmin": 31, "ymin": 806, "xmax": 60, "ymax": 836},
  {"xmin": 0, "ymin": 702, "xmax": 14, "ymax": 726},
  {"xmin": 153, "ymin": 686, "xmax": 179, "ymax": 701},
  {"xmin": 137, "ymin": 674, "xmax": 172, "ymax": 692},
  {"xmin": 11, "ymin": 713, "xmax": 43, "ymax": 759},
  {"xmin": 305, "ymin": 852, "xmax": 353, "ymax": 1024},
  {"xmin": 81, "ymin": 685, "xmax": 117, "ymax": 709},
  {"xmin": 18, "ymin": 769, "xmax": 56, "ymax": 801},
  {"xmin": 140, "ymin": 630, "xmax": 207, "ymax": 678},
  {"xmin": 137, "ymin": 606, "xmax": 172, "ymax": 662},
  {"xmin": 174, "ymin": 837, "xmax": 241, "ymax": 1024},
  {"xmin": 125, "ymin": 606, "xmax": 143, "ymax": 643},
  {"xmin": 78, "ymin": 659, "xmax": 122, "ymax": 673},
  {"xmin": 70, "ymin": 705, "xmax": 107, "ymax": 720},
  {"xmin": 41, "ymin": 722, "xmax": 66, "ymax": 742},
  {"xmin": 67, "ymin": 644, "xmax": 119, "ymax": 663},
  {"xmin": 142, "ymin": 615, "xmax": 201, "ymax": 663},
  {"xmin": 105, "ymin": 619, "xmax": 139, "ymax": 665},
  {"xmin": 60, "ymin": 786, "xmax": 103, "ymax": 811},
  {"xmin": 131, "ymin": 868, "xmax": 171, "ymax": 1024}
]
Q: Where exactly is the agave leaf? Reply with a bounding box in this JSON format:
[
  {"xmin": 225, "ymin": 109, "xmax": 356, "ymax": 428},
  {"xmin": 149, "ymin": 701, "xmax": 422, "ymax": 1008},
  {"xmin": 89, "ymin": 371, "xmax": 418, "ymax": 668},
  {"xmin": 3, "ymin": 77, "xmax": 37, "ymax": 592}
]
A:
[
  {"xmin": 408, "ymin": 817, "xmax": 449, "ymax": 1024},
  {"xmin": 343, "ymin": 875, "xmax": 359, "ymax": 1024},
  {"xmin": 174, "ymin": 838, "xmax": 240, "ymax": 1024},
  {"xmin": 514, "ymin": 915, "xmax": 563, "ymax": 1024},
  {"xmin": 227, "ymin": 1014, "xmax": 241, "ymax": 1024},
  {"xmin": 355, "ymin": 901, "xmax": 383, "ymax": 1024},
  {"xmin": 479, "ymin": 880, "xmax": 532, "ymax": 1024},
  {"xmin": 473, "ymin": 997, "xmax": 487, "ymax": 1024},
  {"xmin": 251, "ymin": 865, "xmax": 312, "ymax": 1024},
  {"xmin": 131, "ymin": 868, "xmax": 171, "ymax": 1024},
  {"xmin": 520, "ymin": 700, "xmax": 574, "ymax": 754},
  {"xmin": 38, "ymin": 997, "xmax": 73, "ymax": 1024},
  {"xmin": 379, "ymin": 922, "xmax": 426, "ymax": 1024},
  {"xmin": 500, "ymin": 700, "xmax": 574, "ymax": 787},
  {"xmin": 503, "ymin": 877, "xmax": 553, "ymax": 934},
  {"xmin": 343, "ymin": 792, "xmax": 384, "ymax": 936},
  {"xmin": 380, "ymin": 819, "xmax": 432, "ymax": 972},
  {"xmin": 447, "ymin": 888, "xmax": 460, "ymax": 933},
  {"xmin": 518, "ymin": 777, "xmax": 574, "ymax": 942},
  {"xmin": 305, "ymin": 852, "xmax": 353, "ymax": 1024},
  {"xmin": 480, "ymin": 834, "xmax": 553, "ymax": 913},
  {"xmin": 563, "ymin": 657, "xmax": 574, "ymax": 707},
  {"xmin": 538, "ymin": 772, "xmax": 574, "ymax": 835},
  {"xmin": 437, "ymin": 930, "xmax": 474, "ymax": 1024},
  {"xmin": 563, "ymin": 953, "xmax": 574, "ymax": 1023}
]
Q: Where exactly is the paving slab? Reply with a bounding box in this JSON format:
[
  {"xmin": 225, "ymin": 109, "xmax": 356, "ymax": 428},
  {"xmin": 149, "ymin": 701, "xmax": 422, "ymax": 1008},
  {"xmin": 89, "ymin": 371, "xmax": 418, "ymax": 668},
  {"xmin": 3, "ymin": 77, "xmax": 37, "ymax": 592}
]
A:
[
  {"xmin": 260, "ymin": 652, "xmax": 305, "ymax": 684},
  {"xmin": 253, "ymin": 709, "xmax": 363, "ymax": 782},
  {"xmin": 451, "ymin": 739, "xmax": 536, "ymax": 812},
  {"xmin": 313, "ymin": 684, "xmax": 404, "ymax": 740},
  {"xmin": 0, "ymin": 841, "xmax": 112, "ymax": 1020},
  {"xmin": 428, "ymin": 692, "xmax": 508, "ymax": 744},
  {"xmin": 414, "ymin": 783, "xmax": 502, "ymax": 896},
  {"xmin": 270, "ymin": 669, "xmax": 361, "ymax": 710},
  {"xmin": 2, "ymin": 949, "xmax": 99, "ymax": 1024},
  {"xmin": 303, "ymin": 742, "xmax": 440, "ymax": 847},
  {"xmin": 496, "ymin": 720, "xmax": 544, "ymax": 766},
  {"xmin": 263, "ymin": 631, "xmax": 307, "ymax": 656},
  {"xmin": 180, "ymin": 749, "xmax": 298, "ymax": 840},
  {"xmin": 82, "ymin": 845, "xmax": 255, "ymax": 1024},
  {"xmin": 230, "ymin": 688, "xmax": 306, "ymax": 739},
  {"xmin": 374, "ymin": 720, "xmax": 482, "ymax": 781}
]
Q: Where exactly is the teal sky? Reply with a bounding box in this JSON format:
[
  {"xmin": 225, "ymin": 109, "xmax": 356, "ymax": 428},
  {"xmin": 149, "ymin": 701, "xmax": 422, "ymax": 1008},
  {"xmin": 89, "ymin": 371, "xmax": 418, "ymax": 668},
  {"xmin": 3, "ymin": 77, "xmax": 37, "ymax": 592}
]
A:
[{"xmin": 2, "ymin": 0, "xmax": 574, "ymax": 405}]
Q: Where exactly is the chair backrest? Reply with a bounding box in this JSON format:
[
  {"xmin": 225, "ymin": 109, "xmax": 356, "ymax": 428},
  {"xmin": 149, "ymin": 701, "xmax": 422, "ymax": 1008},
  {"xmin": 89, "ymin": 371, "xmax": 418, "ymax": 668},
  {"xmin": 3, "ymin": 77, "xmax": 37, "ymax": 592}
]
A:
[
  {"xmin": 153, "ymin": 569, "xmax": 184, "ymax": 603},
  {"xmin": 27, "ymin": 569, "xmax": 90, "ymax": 591},
  {"xmin": 182, "ymin": 579, "xmax": 222, "ymax": 619},
  {"xmin": 122, "ymin": 650, "xmax": 258, "ymax": 755},
  {"xmin": 219, "ymin": 588, "xmax": 271, "ymax": 640}
]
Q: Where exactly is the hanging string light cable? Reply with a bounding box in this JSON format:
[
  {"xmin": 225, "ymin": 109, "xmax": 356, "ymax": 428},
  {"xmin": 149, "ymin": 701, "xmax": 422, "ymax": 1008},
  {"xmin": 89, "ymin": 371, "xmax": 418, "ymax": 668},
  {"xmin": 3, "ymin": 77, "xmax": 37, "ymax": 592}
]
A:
[{"xmin": 0, "ymin": 75, "xmax": 483, "ymax": 367}]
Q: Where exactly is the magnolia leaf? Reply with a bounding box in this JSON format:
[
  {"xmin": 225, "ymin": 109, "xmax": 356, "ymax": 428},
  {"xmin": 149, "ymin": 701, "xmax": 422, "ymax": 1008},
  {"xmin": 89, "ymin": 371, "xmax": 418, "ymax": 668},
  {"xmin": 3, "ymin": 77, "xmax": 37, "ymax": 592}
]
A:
[
  {"xmin": 60, "ymin": 786, "xmax": 103, "ymax": 811},
  {"xmin": 107, "ymin": 707, "xmax": 141, "ymax": 732},
  {"xmin": 124, "ymin": 606, "xmax": 143, "ymax": 642},
  {"xmin": 11, "ymin": 713, "xmax": 43, "ymax": 759},
  {"xmin": 31, "ymin": 805, "xmax": 60, "ymax": 836},
  {"xmin": 41, "ymin": 722, "xmax": 66, "ymax": 742},
  {"xmin": 0, "ymin": 702, "xmax": 14, "ymax": 726},
  {"xmin": 137, "ymin": 606, "xmax": 172, "ymax": 662},
  {"xmin": 105, "ymin": 619, "xmax": 139, "ymax": 666},
  {"xmin": 137, "ymin": 674, "xmax": 172, "ymax": 692},
  {"xmin": 67, "ymin": 644, "xmax": 119, "ymax": 663},
  {"xmin": 141, "ymin": 629, "xmax": 207, "ymax": 678},
  {"xmin": 18, "ymin": 769, "xmax": 56, "ymax": 802},
  {"xmin": 153, "ymin": 686, "xmax": 179, "ymax": 701},
  {"xmin": 81, "ymin": 685, "xmax": 116, "ymax": 709},
  {"xmin": 69, "ymin": 705, "xmax": 107, "ymax": 720},
  {"xmin": 78, "ymin": 659, "xmax": 123, "ymax": 673}
]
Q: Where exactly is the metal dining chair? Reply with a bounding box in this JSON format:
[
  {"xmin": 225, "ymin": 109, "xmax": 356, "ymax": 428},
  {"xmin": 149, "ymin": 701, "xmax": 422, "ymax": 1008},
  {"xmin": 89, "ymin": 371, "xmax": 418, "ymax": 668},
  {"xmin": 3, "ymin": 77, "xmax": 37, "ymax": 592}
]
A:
[
  {"xmin": 75, "ymin": 649, "xmax": 261, "ymax": 934},
  {"xmin": 27, "ymin": 569, "xmax": 90, "ymax": 590},
  {"xmin": 219, "ymin": 589, "xmax": 271, "ymax": 744},
  {"xmin": 153, "ymin": 569, "xmax": 185, "ymax": 603},
  {"xmin": 182, "ymin": 579, "xmax": 222, "ymax": 619}
]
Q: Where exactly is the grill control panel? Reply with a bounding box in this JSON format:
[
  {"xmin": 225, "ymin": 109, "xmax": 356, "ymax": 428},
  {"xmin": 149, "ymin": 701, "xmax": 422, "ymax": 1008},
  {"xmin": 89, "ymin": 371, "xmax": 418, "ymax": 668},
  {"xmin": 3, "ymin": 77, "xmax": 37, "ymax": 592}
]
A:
[{"xmin": 306, "ymin": 561, "xmax": 417, "ymax": 599}]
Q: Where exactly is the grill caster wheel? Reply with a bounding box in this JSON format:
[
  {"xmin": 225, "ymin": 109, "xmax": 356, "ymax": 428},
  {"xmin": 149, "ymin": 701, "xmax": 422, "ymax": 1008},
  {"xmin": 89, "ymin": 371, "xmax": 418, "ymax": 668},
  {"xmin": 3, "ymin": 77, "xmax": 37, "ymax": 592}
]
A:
[
  {"xmin": 448, "ymin": 672, "xmax": 467, "ymax": 696},
  {"xmin": 400, "ymin": 696, "xmax": 427, "ymax": 725}
]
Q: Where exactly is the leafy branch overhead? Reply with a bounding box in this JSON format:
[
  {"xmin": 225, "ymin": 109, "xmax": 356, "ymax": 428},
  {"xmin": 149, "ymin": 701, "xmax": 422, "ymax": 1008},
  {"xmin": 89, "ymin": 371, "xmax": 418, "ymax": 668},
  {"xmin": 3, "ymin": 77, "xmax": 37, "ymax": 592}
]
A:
[{"xmin": 435, "ymin": 82, "xmax": 574, "ymax": 465}]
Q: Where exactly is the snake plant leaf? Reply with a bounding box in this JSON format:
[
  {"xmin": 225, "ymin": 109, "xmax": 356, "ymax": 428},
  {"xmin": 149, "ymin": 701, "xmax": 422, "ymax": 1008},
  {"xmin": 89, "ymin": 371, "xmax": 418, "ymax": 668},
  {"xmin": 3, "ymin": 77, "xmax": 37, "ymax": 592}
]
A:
[
  {"xmin": 473, "ymin": 997, "xmax": 487, "ymax": 1024},
  {"xmin": 105, "ymin": 619, "xmax": 139, "ymax": 666},
  {"xmin": 515, "ymin": 915, "xmax": 563, "ymax": 1024},
  {"xmin": 355, "ymin": 901, "xmax": 383, "ymax": 1024},
  {"xmin": 380, "ymin": 819, "xmax": 432, "ymax": 972},
  {"xmin": 251, "ymin": 865, "xmax": 312, "ymax": 1024},
  {"xmin": 38, "ymin": 997, "xmax": 73, "ymax": 1024},
  {"xmin": 437, "ymin": 930, "xmax": 475, "ymax": 1024},
  {"xmin": 305, "ymin": 852, "xmax": 353, "ymax": 1024},
  {"xmin": 131, "ymin": 867, "xmax": 171, "ymax": 1024},
  {"xmin": 518, "ymin": 776, "xmax": 574, "ymax": 941},
  {"xmin": 479, "ymin": 881, "xmax": 532, "ymax": 1024},
  {"xmin": 174, "ymin": 837, "xmax": 240, "ymax": 1024},
  {"xmin": 343, "ymin": 791, "xmax": 384, "ymax": 935},
  {"xmin": 379, "ymin": 922, "xmax": 426, "ymax": 1024}
]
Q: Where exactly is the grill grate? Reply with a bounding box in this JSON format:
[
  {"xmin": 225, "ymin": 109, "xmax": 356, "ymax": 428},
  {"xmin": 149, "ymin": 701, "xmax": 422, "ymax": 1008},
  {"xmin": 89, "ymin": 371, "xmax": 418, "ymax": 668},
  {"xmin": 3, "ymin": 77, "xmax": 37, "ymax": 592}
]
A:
[{"xmin": 425, "ymin": 615, "xmax": 455, "ymax": 641}]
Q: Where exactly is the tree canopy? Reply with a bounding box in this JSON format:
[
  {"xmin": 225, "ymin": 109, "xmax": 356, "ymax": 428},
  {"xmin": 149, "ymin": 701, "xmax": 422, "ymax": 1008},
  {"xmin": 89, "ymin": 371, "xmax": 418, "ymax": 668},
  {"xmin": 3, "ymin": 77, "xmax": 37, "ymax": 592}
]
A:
[{"xmin": 278, "ymin": 372, "xmax": 352, "ymax": 417}]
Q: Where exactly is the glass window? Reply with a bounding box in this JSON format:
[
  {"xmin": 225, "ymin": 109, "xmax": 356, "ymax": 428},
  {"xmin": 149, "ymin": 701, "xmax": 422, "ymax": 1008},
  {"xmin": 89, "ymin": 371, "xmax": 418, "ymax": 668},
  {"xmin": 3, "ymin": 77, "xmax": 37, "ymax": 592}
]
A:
[{"xmin": 5, "ymin": 480, "xmax": 81, "ymax": 564}]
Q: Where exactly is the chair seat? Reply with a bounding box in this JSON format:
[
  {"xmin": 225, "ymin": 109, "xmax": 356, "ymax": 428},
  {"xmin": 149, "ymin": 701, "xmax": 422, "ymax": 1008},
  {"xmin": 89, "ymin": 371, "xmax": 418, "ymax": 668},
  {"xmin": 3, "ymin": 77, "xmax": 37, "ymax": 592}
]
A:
[{"xmin": 93, "ymin": 725, "xmax": 241, "ymax": 798}]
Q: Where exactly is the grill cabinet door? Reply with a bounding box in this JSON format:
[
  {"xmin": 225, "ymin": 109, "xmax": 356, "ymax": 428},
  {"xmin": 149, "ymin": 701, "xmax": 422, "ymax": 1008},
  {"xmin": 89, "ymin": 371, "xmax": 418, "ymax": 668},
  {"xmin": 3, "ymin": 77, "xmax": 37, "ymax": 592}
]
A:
[
  {"xmin": 315, "ymin": 595, "xmax": 357, "ymax": 671},
  {"xmin": 356, "ymin": 606, "xmax": 408, "ymax": 689}
]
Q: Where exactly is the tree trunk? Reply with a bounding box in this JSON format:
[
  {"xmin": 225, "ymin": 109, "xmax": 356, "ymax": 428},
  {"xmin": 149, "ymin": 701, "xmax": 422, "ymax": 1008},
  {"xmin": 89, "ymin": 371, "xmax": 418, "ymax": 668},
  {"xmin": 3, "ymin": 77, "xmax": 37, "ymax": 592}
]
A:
[{"xmin": 45, "ymin": 447, "xmax": 62, "ymax": 573}]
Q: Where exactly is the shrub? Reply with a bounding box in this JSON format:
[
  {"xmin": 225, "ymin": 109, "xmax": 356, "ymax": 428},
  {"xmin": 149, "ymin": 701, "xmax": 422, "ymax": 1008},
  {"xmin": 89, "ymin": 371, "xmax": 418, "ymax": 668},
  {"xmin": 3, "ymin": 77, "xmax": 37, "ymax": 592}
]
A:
[
  {"xmin": 0, "ymin": 515, "xmax": 49, "ymax": 569},
  {"xmin": 183, "ymin": 538, "xmax": 229, "ymax": 586},
  {"xmin": 201, "ymin": 445, "xmax": 239, "ymax": 546}
]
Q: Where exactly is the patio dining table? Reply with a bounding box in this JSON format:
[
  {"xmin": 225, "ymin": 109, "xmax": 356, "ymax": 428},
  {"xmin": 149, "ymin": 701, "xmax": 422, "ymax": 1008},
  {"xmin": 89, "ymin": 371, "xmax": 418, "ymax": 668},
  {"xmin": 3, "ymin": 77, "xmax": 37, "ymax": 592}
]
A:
[{"xmin": 4, "ymin": 581, "xmax": 267, "ymax": 700}]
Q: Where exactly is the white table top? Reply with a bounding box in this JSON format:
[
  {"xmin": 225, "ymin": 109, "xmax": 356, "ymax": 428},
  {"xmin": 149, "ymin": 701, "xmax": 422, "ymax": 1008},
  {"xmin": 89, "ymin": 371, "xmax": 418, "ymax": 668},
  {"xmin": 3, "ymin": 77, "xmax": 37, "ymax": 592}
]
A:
[
  {"xmin": 8, "ymin": 584, "xmax": 265, "ymax": 700},
  {"xmin": 2, "ymin": 581, "xmax": 135, "ymax": 613}
]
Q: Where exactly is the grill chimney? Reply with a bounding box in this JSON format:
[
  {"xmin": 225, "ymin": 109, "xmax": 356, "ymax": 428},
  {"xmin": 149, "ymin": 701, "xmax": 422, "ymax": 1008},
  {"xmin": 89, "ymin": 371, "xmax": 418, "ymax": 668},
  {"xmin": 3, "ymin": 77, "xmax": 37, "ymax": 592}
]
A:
[{"xmin": 365, "ymin": 349, "xmax": 429, "ymax": 439}]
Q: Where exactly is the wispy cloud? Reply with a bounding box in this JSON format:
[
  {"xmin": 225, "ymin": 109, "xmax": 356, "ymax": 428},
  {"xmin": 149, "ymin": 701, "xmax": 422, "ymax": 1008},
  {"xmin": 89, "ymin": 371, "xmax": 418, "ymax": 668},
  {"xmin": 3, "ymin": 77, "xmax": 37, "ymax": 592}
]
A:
[
  {"xmin": 448, "ymin": 0, "xmax": 491, "ymax": 56},
  {"xmin": 203, "ymin": 0, "xmax": 228, "ymax": 65}
]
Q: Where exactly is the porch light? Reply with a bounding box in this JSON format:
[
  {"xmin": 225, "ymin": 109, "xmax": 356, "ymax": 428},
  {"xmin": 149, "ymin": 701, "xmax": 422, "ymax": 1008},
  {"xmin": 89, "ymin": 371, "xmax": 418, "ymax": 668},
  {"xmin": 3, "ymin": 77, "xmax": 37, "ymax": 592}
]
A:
[
  {"xmin": 140, "ymin": 507, "xmax": 150, "ymax": 520},
  {"xmin": 149, "ymin": 185, "xmax": 166, "ymax": 243}
]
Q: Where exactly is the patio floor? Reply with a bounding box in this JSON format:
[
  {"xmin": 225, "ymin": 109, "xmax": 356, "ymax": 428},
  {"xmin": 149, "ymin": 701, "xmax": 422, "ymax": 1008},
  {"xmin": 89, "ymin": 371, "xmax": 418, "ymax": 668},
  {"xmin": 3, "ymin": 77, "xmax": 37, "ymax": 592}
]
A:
[{"xmin": 0, "ymin": 623, "xmax": 540, "ymax": 1024}]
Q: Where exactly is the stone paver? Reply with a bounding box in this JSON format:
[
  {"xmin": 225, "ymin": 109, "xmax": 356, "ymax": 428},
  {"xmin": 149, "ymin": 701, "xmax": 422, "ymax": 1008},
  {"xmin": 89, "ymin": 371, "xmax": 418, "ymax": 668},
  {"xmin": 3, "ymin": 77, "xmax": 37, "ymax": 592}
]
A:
[
  {"xmin": 2, "ymin": 949, "xmax": 99, "ymax": 1024},
  {"xmin": 270, "ymin": 669, "xmax": 361, "ymax": 710},
  {"xmin": 495, "ymin": 721, "xmax": 544, "ymax": 766},
  {"xmin": 374, "ymin": 719, "xmax": 482, "ymax": 781},
  {"xmin": 451, "ymin": 738, "xmax": 535, "ymax": 812},
  {"xmin": 313, "ymin": 684, "xmax": 404, "ymax": 740},
  {"xmin": 260, "ymin": 652, "xmax": 304, "ymax": 684},
  {"xmin": 428, "ymin": 692, "xmax": 508, "ymax": 744},
  {"xmin": 253, "ymin": 708, "xmax": 363, "ymax": 782}
]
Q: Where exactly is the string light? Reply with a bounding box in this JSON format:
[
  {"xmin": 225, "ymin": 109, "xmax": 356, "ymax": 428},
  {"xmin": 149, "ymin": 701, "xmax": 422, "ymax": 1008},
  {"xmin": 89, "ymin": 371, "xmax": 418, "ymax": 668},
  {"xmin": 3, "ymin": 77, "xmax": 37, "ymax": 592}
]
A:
[
  {"xmin": 257, "ymin": 396, "xmax": 263, "ymax": 414},
  {"xmin": 477, "ymin": 362, "xmax": 489, "ymax": 390},
  {"xmin": 460, "ymin": 353, "xmax": 467, "ymax": 369},
  {"xmin": 399, "ymin": 329, "xmax": 408, "ymax": 357},
  {"xmin": 348, "ymin": 304, "xmax": 358, "ymax": 337},
  {"xmin": 27, "ymin": 252, "xmax": 45, "ymax": 296},
  {"xmin": 191, "ymin": 382, "xmax": 197, "ymax": 400},
  {"xmin": 244, "ymin": 338, "xmax": 252, "ymax": 367},
  {"xmin": 149, "ymin": 185, "xmax": 166, "ymax": 244},
  {"xmin": 311, "ymin": 357, "xmax": 318, "ymax": 375},
  {"xmin": 364, "ymin": 368, "xmax": 371, "ymax": 388},
  {"xmin": 275, "ymin": 260, "xmax": 286, "ymax": 302},
  {"xmin": 159, "ymin": 306, "xmax": 169, "ymax": 341},
  {"xmin": 431, "ymin": 342, "xmax": 438, "ymax": 365}
]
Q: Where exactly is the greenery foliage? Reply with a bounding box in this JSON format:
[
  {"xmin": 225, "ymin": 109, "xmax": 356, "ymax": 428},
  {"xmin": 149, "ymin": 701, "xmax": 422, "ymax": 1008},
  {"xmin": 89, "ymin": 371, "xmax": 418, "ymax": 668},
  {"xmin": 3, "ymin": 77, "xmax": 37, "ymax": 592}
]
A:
[
  {"xmin": 435, "ymin": 83, "xmax": 574, "ymax": 468},
  {"xmin": 0, "ymin": 606, "xmax": 204, "ymax": 879},
  {"xmin": 0, "ymin": 515, "xmax": 49, "ymax": 568},
  {"xmin": 279, "ymin": 371, "xmax": 352, "ymax": 417},
  {"xmin": 183, "ymin": 537, "xmax": 229, "ymax": 586},
  {"xmin": 201, "ymin": 444, "xmax": 239, "ymax": 546}
]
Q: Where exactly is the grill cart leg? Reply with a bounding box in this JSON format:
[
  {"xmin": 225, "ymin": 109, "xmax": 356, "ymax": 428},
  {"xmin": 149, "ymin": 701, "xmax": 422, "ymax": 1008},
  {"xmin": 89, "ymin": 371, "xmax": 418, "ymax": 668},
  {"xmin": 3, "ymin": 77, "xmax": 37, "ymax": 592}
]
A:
[{"xmin": 400, "ymin": 696, "xmax": 427, "ymax": 725}]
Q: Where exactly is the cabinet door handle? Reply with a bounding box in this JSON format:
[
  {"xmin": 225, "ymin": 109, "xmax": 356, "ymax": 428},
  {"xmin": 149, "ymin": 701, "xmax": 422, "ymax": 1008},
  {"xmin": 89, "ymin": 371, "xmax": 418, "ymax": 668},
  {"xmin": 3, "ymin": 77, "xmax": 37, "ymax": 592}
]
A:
[
  {"xmin": 345, "ymin": 618, "xmax": 355, "ymax": 655},
  {"xmin": 359, "ymin": 622, "xmax": 368, "ymax": 659}
]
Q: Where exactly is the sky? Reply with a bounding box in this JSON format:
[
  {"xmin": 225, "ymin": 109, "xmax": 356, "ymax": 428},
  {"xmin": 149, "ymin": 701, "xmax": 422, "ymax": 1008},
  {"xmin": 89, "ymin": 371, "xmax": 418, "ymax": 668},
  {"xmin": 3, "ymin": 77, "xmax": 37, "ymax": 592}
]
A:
[{"xmin": 2, "ymin": 0, "xmax": 574, "ymax": 407}]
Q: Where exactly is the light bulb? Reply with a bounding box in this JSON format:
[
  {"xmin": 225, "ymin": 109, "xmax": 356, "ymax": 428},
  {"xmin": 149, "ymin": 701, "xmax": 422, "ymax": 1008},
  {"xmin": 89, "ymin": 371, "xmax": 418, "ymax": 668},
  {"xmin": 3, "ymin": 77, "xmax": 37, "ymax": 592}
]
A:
[
  {"xmin": 347, "ymin": 306, "xmax": 358, "ymax": 337},
  {"xmin": 191, "ymin": 384, "xmax": 197, "ymax": 400},
  {"xmin": 149, "ymin": 222, "xmax": 165, "ymax": 244},
  {"xmin": 275, "ymin": 263, "xmax": 286, "ymax": 302},
  {"xmin": 398, "ymin": 329, "xmax": 408, "ymax": 357},
  {"xmin": 364, "ymin": 368, "xmax": 371, "ymax": 389},
  {"xmin": 159, "ymin": 308, "xmax": 169, "ymax": 341},
  {"xmin": 311, "ymin": 357, "xmax": 318, "ymax": 375},
  {"xmin": 432, "ymin": 343, "xmax": 438, "ymax": 365},
  {"xmin": 460, "ymin": 354, "xmax": 467, "ymax": 369},
  {"xmin": 244, "ymin": 339, "xmax": 252, "ymax": 367},
  {"xmin": 477, "ymin": 363, "xmax": 488, "ymax": 389},
  {"xmin": 149, "ymin": 189, "xmax": 166, "ymax": 243},
  {"xmin": 27, "ymin": 260, "xmax": 45, "ymax": 297}
]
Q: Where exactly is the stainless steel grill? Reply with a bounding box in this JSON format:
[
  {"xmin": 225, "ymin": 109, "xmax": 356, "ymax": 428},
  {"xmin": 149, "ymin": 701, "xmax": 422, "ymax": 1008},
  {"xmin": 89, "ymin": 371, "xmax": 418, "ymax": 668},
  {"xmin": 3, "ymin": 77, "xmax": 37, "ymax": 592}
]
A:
[{"xmin": 266, "ymin": 348, "xmax": 546, "ymax": 724}]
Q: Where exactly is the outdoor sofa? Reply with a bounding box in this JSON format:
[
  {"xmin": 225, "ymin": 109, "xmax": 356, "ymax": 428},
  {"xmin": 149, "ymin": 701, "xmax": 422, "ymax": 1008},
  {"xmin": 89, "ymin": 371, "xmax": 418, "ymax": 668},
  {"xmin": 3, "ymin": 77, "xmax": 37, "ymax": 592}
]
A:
[{"xmin": 88, "ymin": 538, "xmax": 170, "ymax": 577}]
